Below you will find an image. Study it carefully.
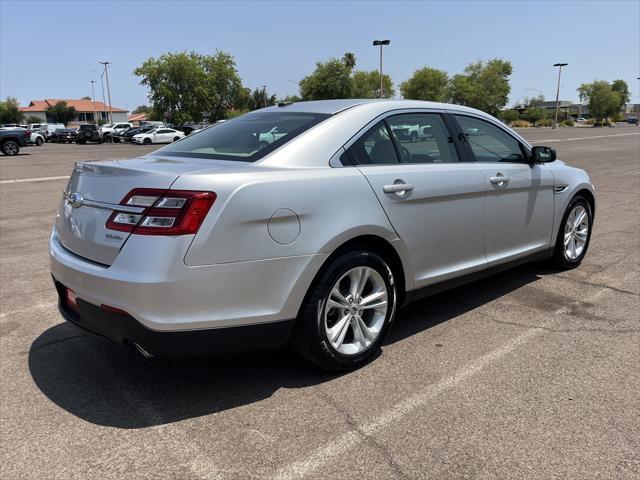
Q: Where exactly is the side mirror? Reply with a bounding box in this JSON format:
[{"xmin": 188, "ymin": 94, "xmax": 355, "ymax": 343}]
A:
[{"xmin": 531, "ymin": 145, "xmax": 556, "ymax": 163}]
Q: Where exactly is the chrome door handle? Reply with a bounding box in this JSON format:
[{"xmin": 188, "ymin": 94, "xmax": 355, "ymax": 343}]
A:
[
  {"xmin": 383, "ymin": 183, "xmax": 414, "ymax": 194},
  {"xmin": 490, "ymin": 175, "xmax": 510, "ymax": 185}
]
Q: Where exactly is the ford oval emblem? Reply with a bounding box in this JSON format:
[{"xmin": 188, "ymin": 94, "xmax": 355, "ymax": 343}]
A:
[{"xmin": 68, "ymin": 192, "xmax": 83, "ymax": 208}]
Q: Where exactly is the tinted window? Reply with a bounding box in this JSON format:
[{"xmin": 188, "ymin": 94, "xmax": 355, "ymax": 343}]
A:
[
  {"xmin": 347, "ymin": 121, "xmax": 399, "ymax": 165},
  {"xmin": 387, "ymin": 113, "xmax": 459, "ymax": 163},
  {"xmin": 158, "ymin": 112, "xmax": 330, "ymax": 162},
  {"xmin": 157, "ymin": 129, "xmax": 171, "ymax": 134},
  {"xmin": 455, "ymin": 115, "xmax": 526, "ymax": 163}
]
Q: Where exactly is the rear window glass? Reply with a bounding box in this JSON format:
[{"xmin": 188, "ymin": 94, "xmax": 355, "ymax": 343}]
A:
[{"xmin": 157, "ymin": 112, "xmax": 330, "ymax": 162}]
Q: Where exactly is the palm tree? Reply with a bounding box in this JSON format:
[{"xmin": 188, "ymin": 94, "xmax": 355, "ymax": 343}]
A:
[{"xmin": 342, "ymin": 52, "xmax": 356, "ymax": 70}]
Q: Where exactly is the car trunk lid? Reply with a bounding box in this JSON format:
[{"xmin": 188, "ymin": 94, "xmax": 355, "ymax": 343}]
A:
[{"xmin": 55, "ymin": 156, "xmax": 232, "ymax": 265}]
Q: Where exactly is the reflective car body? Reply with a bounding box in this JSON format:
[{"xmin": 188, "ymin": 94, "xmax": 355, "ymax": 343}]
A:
[{"xmin": 50, "ymin": 99, "xmax": 595, "ymax": 359}]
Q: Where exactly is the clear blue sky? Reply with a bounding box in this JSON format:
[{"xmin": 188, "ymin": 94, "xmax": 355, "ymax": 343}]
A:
[{"xmin": 1, "ymin": 0, "xmax": 638, "ymax": 111}]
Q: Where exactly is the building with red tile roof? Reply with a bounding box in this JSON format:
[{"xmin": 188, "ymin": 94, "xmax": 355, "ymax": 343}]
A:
[{"xmin": 19, "ymin": 99, "xmax": 129, "ymax": 125}]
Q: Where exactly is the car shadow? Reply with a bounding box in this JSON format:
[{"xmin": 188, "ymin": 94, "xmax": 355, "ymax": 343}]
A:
[{"xmin": 29, "ymin": 263, "xmax": 550, "ymax": 429}]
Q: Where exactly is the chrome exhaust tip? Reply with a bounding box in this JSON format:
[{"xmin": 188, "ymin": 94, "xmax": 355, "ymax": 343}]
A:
[{"xmin": 134, "ymin": 342, "xmax": 154, "ymax": 358}]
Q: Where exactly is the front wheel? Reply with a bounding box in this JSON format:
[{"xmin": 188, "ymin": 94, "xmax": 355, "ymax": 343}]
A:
[
  {"xmin": 143, "ymin": 138, "xmax": 152, "ymax": 145},
  {"xmin": 291, "ymin": 251, "xmax": 397, "ymax": 371},
  {"xmin": 551, "ymin": 195, "xmax": 593, "ymax": 269}
]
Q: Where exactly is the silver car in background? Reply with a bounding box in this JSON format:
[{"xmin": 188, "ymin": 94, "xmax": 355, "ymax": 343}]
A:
[{"xmin": 50, "ymin": 99, "xmax": 595, "ymax": 370}]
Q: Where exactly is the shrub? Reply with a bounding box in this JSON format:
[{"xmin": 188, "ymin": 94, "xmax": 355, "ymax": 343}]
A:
[
  {"xmin": 611, "ymin": 113, "xmax": 624, "ymax": 123},
  {"xmin": 563, "ymin": 119, "xmax": 575, "ymax": 127},
  {"xmin": 536, "ymin": 118, "xmax": 553, "ymax": 127},
  {"xmin": 585, "ymin": 118, "xmax": 594, "ymax": 125},
  {"xmin": 511, "ymin": 120, "xmax": 531, "ymax": 128}
]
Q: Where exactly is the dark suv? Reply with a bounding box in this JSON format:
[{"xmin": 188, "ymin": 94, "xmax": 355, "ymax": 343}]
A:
[{"xmin": 76, "ymin": 125, "xmax": 102, "ymax": 144}]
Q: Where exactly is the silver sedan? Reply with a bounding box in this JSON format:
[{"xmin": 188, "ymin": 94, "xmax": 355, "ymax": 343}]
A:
[{"xmin": 50, "ymin": 99, "xmax": 595, "ymax": 370}]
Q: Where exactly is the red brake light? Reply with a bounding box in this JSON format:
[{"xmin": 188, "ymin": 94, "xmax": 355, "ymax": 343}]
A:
[{"xmin": 106, "ymin": 188, "xmax": 216, "ymax": 235}]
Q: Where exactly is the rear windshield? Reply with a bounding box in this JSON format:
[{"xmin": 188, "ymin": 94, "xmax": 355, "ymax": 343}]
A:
[{"xmin": 156, "ymin": 111, "xmax": 330, "ymax": 162}]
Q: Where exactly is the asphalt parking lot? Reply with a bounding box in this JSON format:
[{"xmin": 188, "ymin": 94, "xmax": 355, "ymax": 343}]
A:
[{"xmin": 1, "ymin": 126, "xmax": 639, "ymax": 479}]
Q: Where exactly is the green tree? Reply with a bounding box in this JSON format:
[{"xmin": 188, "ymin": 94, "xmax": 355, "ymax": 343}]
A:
[
  {"xmin": 448, "ymin": 59, "xmax": 513, "ymax": 116},
  {"xmin": 299, "ymin": 58, "xmax": 354, "ymax": 100},
  {"xmin": 578, "ymin": 80, "xmax": 621, "ymax": 123},
  {"xmin": 248, "ymin": 87, "xmax": 277, "ymax": 110},
  {"xmin": 342, "ymin": 52, "xmax": 357, "ymax": 69},
  {"xmin": 0, "ymin": 97, "xmax": 23, "ymax": 124},
  {"xmin": 45, "ymin": 101, "xmax": 77, "ymax": 125},
  {"xmin": 25, "ymin": 115, "xmax": 43, "ymax": 124},
  {"xmin": 400, "ymin": 67, "xmax": 449, "ymax": 101},
  {"xmin": 352, "ymin": 70, "xmax": 394, "ymax": 98},
  {"xmin": 278, "ymin": 94, "xmax": 302, "ymax": 104},
  {"xmin": 611, "ymin": 79, "xmax": 630, "ymax": 110},
  {"xmin": 524, "ymin": 95, "xmax": 545, "ymax": 108},
  {"xmin": 134, "ymin": 50, "xmax": 244, "ymax": 124},
  {"xmin": 499, "ymin": 109, "xmax": 520, "ymax": 124},
  {"xmin": 522, "ymin": 108, "xmax": 546, "ymax": 126},
  {"xmin": 81, "ymin": 96, "xmax": 91, "ymax": 100},
  {"xmin": 132, "ymin": 105, "xmax": 151, "ymax": 114}
]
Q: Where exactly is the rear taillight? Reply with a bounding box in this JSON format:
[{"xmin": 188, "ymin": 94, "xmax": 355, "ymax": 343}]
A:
[{"xmin": 106, "ymin": 188, "xmax": 216, "ymax": 235}]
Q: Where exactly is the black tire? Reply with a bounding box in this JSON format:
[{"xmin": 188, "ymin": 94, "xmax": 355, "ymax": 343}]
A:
[
  {"xmin": 143, "ymin": 138, "xmax": 152, "ymax": 145},
  {"xmin": 77, "ymin": 140, "xmax": 86, "ymax": 145},
  {"xmin": 291, "ymin": 250, "xmax": 397, "ymax": 371},
  {"xmin": 173, "ymin": 136, "xmax": 180, "ymax": 142},
  {"xmin": 1, "ymin": 140, "xmax": 20, "ymax": 156},
  {"xmin": 551, "ymin": 195, "xmax": 593, "ymax": 269},
  {"xmin": 35, "ymin": 137, "xmax": 43, "ymax": 146}
]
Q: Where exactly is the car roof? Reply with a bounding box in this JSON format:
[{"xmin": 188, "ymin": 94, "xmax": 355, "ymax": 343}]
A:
[{"xmin": 254, "ymin": 98, "xmax": 489, "ymax": 116}]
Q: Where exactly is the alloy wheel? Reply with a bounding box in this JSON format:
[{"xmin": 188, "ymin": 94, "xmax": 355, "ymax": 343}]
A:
[
  {"xmin": 563, "ymin": 205, "xmax": 589, "ymax": 260},
  {"xmin": 324, "ymin": 266, "xmax": 388, "ymax": 355}
]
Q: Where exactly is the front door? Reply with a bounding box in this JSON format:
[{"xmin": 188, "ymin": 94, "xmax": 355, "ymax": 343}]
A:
[
  {"xmin": 453, "ymin": 114, "xmax": 555, "ymax": 265},
  {"xmin": 349, "ymin": 113, "xmax": 487, "ymax": 288}
]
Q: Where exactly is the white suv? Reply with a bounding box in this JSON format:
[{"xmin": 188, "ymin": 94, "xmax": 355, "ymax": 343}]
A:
[{"xmin": 101, "ymin": 122, "xmax": 133, "ymax": 140}]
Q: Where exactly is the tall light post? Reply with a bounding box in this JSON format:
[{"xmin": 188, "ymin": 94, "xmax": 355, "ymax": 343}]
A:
[
  {"xmin": 636, "ymin": 77, "xmax": 640, "ymax": 126},
  {"xmin": 372, "ymin": 39, "xmax": 390, "ymax": 98},
  {"xmin": 553, "ymin": 62, "xmax": 568, "ymax": 129},
  {"xmin": 92, "ymin": 69, "xmax": 107, "ymax": 122},
  {"xmin": 99, "ymin": 61, "xmax": 113, "ymax": 123},
  {"xmin": 90, "ymin": 80, "xmax": 97, "ymax": 124}
]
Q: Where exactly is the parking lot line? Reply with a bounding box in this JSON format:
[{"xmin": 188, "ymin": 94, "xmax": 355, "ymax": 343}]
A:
[
  {"xmin": 535, "ymin": 132, "xmax": 640, "ymax": 143},
  {"xmin": 273, "ymin": 321, "xmax": 552, "ymax": 480},
  {"xmin": 0, "ymin": 175, "xmax": 69, "ymax": 185}
]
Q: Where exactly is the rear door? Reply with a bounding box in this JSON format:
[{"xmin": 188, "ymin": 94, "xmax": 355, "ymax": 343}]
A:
[
  {"xmin": 349, "ymin": 112, "xmax": 487, "ymax": 288},
  {"xmin": 452, "ymin": 114, "xmax": 554, "ymax": 265}
]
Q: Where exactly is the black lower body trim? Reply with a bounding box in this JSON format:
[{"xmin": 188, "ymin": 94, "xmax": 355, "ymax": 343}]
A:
[
  {"xmin": 404, "ymin": 248, "xmax": 553, "ymax": 305},
  {"xmin": 53, "ymin": 280, "xmax": 295, "ymax": 357}
]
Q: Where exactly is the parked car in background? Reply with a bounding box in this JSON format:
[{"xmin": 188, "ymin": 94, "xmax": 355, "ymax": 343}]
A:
[
  {"xmin": 39, "ymin": 123, "xmax": 66, "ymax": 142},
  {"xmin": 140, "ymin": 121, "xmax": 164, "ymax": 129},
  {"xmin": 51, "ymin": 128, "xmax": 78, "ymax": 143},
  {"xmin": 575, "ymin": 117, "xmax": 586, "ymax": 123},
  {"xmin": 131, "ymin": 127, "xmax": 185, "ymax": 145},
  {"xmin": 76, "ymin": 125, "xmax": 102, "ymax": 144},
  {"xmin": 0, "ymin": 127, "xmax": 29, "ymax": 155},
  {"xmin": 28, "ymin": 130, "xmax": 45, "ymax": 146},
  {"xmin": 113, "ymin": 126, "xmax": 155, "ymax": 143},
  {"xmin": 101, "ymin": 122, "xmax": 133, "ymax": 141},
  {"xmin": 50, "ymin": 99, "xmax": 595, "ymax": 370}
]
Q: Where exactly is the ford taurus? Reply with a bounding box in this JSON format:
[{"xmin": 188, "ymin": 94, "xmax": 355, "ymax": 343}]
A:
[{"xmin": 50, "ymin": 100, "xmax": 595, "ymax": 370}]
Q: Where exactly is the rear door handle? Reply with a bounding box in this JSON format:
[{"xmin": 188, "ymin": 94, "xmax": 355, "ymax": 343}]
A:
[
  {"xmin": 490, "ymin": 175, "xmax": 510, "ymax": 185},
  {"xmin": 383, "ymin": 183, "xmax": 414, "ymax": 194}
]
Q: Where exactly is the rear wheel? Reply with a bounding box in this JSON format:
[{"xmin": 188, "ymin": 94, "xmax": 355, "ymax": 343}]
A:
[
  {"xmin": 35, "ymin": 137, "xmax": 43, "ymax": 146},
  {"xmin": 551, "ymin": 195, "xmax": 593, "ymax": 269},
  {"xmin": 143, "ymin": 138, "xmax": 152, "ymax": 145},
  {"xmin": 291, "ymin": 251, "xmax": 397, "ymax": 371},
  {"xmin": 1, "ymin": 140, "xmax": 19, "ymax": 156}
]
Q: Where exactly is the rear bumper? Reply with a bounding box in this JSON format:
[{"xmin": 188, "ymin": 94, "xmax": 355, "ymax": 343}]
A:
[
  {"xmin": 50, "ymin": 227, "xmax": 327, "ymax": 334},
  {"xmin": 54, "ymin": 280, "xmax": 294, "ymax": 356}
]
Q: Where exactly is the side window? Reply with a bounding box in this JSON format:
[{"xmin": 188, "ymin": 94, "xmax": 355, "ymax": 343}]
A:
[
  {"xmin": 347, "ymin": 121, "xmax": 399, "ymax": 165},
  {"xmin": 454, "ymin": 115, "xmax": 526, "ymax": 163},
  {"xmin": 387, "ymin": 113, "xmax": 459, "ymax": 163}
]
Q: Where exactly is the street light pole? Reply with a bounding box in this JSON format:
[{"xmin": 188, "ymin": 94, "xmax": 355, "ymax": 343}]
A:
[
  {"xmin": 90, "ymin": 80, "xmax": 97, "ymax": 124},
  {"xmin": 92, "ymin": 70, "xmax": 107, "ymax": 122},
  {"xmin": 372, "ymin": 39, "xmax": 390, "ymax": 98},
  {"xmin": 99, "ymin": 61, "xmax": 113, "ymax": 123},
  {"xmin": 553, "ymin": 62, "xmax": 568, "ymax": 129},
  {"xmin": 636, "ymin": 77, "xmax": 640, "ymax": 126}
]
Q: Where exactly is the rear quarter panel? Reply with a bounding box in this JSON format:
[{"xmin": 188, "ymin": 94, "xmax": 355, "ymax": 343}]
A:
[{"xmin": 173, "ymin": 166, "xmax": 408, "ymax": 273}]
